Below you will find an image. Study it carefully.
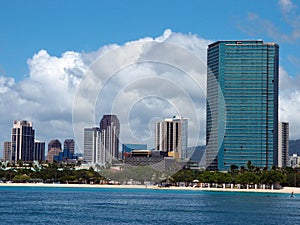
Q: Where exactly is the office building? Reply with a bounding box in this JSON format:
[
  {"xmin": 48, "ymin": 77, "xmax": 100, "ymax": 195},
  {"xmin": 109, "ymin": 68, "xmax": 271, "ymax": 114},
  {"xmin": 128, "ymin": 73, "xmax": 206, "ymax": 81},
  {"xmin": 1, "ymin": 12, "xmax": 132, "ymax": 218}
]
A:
[
  {"xmin": 46, "ymin": 139, "xmax": 62, "ymax": 162},
  {"xmin": 54, "ymin": 146, "xmax": 77, "ymax": 163},
  {"xmin": 34, "ymin": 140, "xmax": 45, "ymax": 161},
  {"xmin": 278, "ymin": 122, "xmax": 289, "ymax": 168},
  {"xmin": 46, "ymin": 147, "xmax": 62, "ymax": 163},
  {"xmin": 290, "ymin": 154, "xmax": 300, "ymax": 168},
  {"xmin": 206, "ymin": 40, "xmax": 279, "ymax": 170},
  {"xmin": 99, "ymin": 115, "xmax": 120, "ymax": 163},
  {"xmin": 11, "ymin": 120, "xmax": 35, "ymax": 162},
  {"xmin": 155, "ymin": 116, "xmax": 188, "ymax": 159},
  {"xmin": 64, "ymin": 139, "xmax": 75, "ymax": 154},
  {"xmin": 84, "ymin": 127, "xmax": 101, "ymax": 164},
  {"xmin": 48, "ymin": 139, "xmax": 61, "ymax": 152},
  {"xmin": 3, "ymin": 141, "xmax": 12, "ymax": 162}
]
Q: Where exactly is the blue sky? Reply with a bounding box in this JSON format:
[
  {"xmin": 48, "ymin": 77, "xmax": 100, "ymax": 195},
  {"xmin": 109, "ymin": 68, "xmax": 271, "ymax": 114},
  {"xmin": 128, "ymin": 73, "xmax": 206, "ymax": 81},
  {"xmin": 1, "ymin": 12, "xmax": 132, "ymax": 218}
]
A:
[
  {"xmin": 0, "ymin": 0, "xmax": 300, "ymax": 154},
  {"xmin": 1, "ymin": 0, "xmax": 299, "ymax": 80}
]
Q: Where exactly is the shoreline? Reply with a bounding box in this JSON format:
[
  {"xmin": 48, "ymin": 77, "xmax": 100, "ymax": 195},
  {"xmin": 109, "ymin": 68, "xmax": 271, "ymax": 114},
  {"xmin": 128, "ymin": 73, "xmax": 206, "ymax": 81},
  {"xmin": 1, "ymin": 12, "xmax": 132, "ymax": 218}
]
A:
[{"xmin": 0, "ymin": 183, "xmax": 299, "ymax": 194}]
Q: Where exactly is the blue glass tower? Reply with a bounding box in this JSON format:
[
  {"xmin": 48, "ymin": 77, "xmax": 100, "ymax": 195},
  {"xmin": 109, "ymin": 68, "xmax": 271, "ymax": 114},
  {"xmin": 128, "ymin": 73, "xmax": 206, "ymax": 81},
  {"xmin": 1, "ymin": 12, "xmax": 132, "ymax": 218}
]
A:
[{"xmin": 206, "ymin": 40, "xmax": 279, "ymax": 171}]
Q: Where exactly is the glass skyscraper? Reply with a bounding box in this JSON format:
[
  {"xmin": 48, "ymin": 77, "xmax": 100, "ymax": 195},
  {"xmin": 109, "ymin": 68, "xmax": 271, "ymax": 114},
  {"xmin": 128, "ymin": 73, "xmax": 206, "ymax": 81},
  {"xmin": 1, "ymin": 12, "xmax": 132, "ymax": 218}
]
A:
[{"xmin": 206, "ymin": 40, "xmax": 279, "ymax": 171}]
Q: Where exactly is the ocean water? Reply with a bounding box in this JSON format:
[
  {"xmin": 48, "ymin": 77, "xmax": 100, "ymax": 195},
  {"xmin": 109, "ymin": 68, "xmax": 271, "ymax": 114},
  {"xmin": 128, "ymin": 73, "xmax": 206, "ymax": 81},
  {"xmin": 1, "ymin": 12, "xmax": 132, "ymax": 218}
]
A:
[{"xmin": 0, "ymin": 186, "xmax": 299, "ymax": 225}]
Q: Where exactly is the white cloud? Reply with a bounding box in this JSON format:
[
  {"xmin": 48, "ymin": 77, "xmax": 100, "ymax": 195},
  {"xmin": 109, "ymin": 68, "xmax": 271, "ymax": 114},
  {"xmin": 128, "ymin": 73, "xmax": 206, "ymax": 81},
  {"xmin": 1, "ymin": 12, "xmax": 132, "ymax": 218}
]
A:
[
  {"xmin": 244, "ymin": 0, "xmax": 300, "ymax": 43},
  {"xmin": 0, "ymin": 76, "xmax": 14, "ymax": 94},
  {"xmin": 73, "ymin": 31, "xmax": 209, "ymax": 150},
  {"xmin": 0, "ymin": 49, "xmax": 89, "ymax": 153},
  {"xmin": 279, "ymin": 66, "xmax": 300, "ymax": 139},
  {"xmin": 278, "ymin": 0, "xmax": 297, "ymax": 14},
  {"xmin": 1, "ymin": 29, "xmax": 300, "ymax": 159},
  {"xmin": 0, "ymin": 30, "xmax": 209, "ymax": 156}
]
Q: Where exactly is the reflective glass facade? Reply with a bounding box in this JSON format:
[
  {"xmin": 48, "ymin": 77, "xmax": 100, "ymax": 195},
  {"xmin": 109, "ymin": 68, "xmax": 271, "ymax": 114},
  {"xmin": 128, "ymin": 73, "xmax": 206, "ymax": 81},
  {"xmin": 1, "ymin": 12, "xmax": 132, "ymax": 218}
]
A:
[{"xmin": 206, "ymin": 40, "xmax": 279, "ymax": 171}]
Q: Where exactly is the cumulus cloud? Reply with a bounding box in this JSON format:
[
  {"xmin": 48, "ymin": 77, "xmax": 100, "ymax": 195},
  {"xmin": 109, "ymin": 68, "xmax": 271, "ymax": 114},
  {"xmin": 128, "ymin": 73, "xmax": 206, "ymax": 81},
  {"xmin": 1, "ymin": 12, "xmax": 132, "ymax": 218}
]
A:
[
  {"xmin": 73, "ymin": 30, "xmax": 210, "ymax": 150},
  {"xmin": 0, "ymin": 30, "xmax": 210, "ymax": 156},
  {"xmin": 0, "ymin": 76, "xmax": 14, "ymax": 94},
  {"xmin": 1, "ymin": 29, "xmax": 300, "ymax": 158},
  {"xmin": 278, "ymin": 0, "xmax": 297, "ymax": 13},
  {"xmin": 279, "ymin": 66, "xmax": 300, "ymax": 139},
  {"xmin": 0, "ymin": 49, "xmax": 88, "ymax": 151}
]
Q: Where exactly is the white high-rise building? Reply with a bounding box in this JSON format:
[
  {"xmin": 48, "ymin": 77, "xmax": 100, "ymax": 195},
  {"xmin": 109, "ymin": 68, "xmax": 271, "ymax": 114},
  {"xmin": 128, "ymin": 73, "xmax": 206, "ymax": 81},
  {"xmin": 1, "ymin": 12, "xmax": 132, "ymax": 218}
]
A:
[
  {"xmin": 278, "ymin": 122, "xmax": 289, "ymax": 167},
  {"xmin": 83, "ymin": 127, "xmax": 101, "ymax": 165},
  {"xmin": 155, "ymin": 116, "xmax": 188, "ymax": 160}
]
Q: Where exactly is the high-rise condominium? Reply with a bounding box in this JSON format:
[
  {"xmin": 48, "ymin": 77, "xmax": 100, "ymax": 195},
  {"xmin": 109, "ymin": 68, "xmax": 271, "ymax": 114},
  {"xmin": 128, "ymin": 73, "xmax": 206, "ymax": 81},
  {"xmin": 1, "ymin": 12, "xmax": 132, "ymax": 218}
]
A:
[
  {"xmin": 84, "ymin": 127, "xmax": 101, "ymax": 164},
  {"xmin": 100, "ymin": 115, "xmax": 120, "ymax": 163},
  {"xmin": 3, "ymin": 141, "xmax": 12, "ymax": 162},
  {"xmin": 206, "ymin": 40, "xmax": 279, "ymax": 171},
  {"xmin": 155, "ymin": 116, "xmax": 188, "ymax": 160},
  {"xmin": 11, "ymin": 120, "xmax": 35, "ymax": 162},
  {"xmin": 278, "ymin": 122, "xmax": 289, "ymax": 168}
]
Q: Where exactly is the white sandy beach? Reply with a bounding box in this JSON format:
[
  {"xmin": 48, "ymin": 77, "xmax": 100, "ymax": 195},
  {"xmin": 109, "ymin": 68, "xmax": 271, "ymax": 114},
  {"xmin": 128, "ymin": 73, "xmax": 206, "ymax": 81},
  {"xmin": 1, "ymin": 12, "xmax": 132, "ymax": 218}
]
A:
[{"xmin": 0, "ymin": 182, "xmax": 299, "ymax": 194}]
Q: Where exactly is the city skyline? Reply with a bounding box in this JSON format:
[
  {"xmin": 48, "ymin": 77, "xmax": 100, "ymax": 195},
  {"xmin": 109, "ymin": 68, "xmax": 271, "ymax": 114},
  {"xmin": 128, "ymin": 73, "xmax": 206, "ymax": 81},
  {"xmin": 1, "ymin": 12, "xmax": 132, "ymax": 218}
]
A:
[{"xmin": 0, "ymin": 1, "xmax": 300, "ymax": 157}]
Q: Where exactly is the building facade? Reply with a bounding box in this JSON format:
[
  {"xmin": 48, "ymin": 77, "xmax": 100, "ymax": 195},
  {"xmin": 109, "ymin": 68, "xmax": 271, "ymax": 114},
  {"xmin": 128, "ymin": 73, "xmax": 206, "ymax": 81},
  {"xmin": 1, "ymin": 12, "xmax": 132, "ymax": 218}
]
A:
[
  {"xmin": 3, "ymin": 141, "xmax": 12, "ymax": 162},
  {"xmin": 34, "ymin": 140, "xmax": 45, "ymax": 162},
  {"xmin": 46, "ymin": 147, "xmax": 62, "ymax": 163},
  {"xmin": 155, "ymin": 116, "xmax": 188, "ymax": 160},
  {"xmin": 99, "ymin": 115, "xmax": 120, "ymax": 163},
  {"xmin": 278, "ymin": 122, "xmax": 289, "ymax": 168},
  {"xmin": 206, "ymin": 40, "xmax": 279, "ymax": 171},
  {"xmin": 83, "ymin": 127, "xmax": 101, "ymax": 164},
  {"xmin": 64, "ymin": 139, "xmax": 75, "ymax": 154},
  {"xmin": 54, "ymin": 147, "xmax": 77, "ymax": 163},
  {"xmin": 11, "ymin": 120, "xmax": 35, "ymax": 162},
  {"xmin": 48, "ymin": 139, "xmax": 61, "ymax": 152},
  {"xmin": 290, "ymin": 154, "xmax": 300, "ymax": 168}
]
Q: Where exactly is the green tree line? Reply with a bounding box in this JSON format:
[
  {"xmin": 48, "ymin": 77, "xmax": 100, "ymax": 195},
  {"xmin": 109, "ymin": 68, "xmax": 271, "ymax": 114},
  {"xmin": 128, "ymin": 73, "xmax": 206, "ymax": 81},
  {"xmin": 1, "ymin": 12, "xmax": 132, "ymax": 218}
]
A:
[
  {"xmin": 171, "ymin": 162, "xmax": 300, "ymax": 187},
  {"xmin": 0, "ymin": 162, "xmax": 106, "ymax": 184},
  {"xmin": 1, "ymin": 161, "xmax": 300, "ymax": 187}
]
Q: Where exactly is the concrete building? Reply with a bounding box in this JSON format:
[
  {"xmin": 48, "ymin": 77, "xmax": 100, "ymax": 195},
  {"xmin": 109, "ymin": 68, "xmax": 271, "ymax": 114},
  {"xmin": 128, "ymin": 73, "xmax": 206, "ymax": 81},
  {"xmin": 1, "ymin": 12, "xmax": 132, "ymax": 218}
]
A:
[
  {"xmin": 11, "ymin": 120, "xmax": 35, "ymax": 162},
  {"xmin": 83, "ymin": 127, "xmax": 101, "ymax": 164},
  {"xmin": 3, "ymin": 141, "xmax": 11, "ymax": 162},
  {"xmin": 46, "ymin": 147, "xmax": 62, "ymax": 163},
  {"xmin": 206, "ymin": 40, "xmax": 279, "ymax": 170},
  {"xmin": 155, "ymin": 116, "xmax": 188, "ymax": 160},
  {"xmin": 290, "ymin": 154, "xmax": 300, "ymax": 168},
  {"xmin": 278, "ymin": 122, "xmax": 289, "ymax": 168}
]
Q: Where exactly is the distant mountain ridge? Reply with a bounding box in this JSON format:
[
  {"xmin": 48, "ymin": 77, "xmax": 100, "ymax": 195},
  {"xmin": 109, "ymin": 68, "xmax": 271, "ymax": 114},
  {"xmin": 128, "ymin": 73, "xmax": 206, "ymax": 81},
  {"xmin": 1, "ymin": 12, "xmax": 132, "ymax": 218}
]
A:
[
  {"xmin": 289, "ymin": 139, "xmax": 300, "ymax": 155},
  {"xmin": 186, "ymin": 140, "xmax": 300, "ymax": 161}
]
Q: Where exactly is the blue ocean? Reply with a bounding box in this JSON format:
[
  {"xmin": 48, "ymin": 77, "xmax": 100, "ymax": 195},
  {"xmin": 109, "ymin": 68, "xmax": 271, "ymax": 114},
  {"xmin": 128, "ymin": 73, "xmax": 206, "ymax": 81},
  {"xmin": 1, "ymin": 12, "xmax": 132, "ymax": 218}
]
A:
[{"xmin": 0, "ymin": 186, "xmax": 299, "ymax": 225}]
